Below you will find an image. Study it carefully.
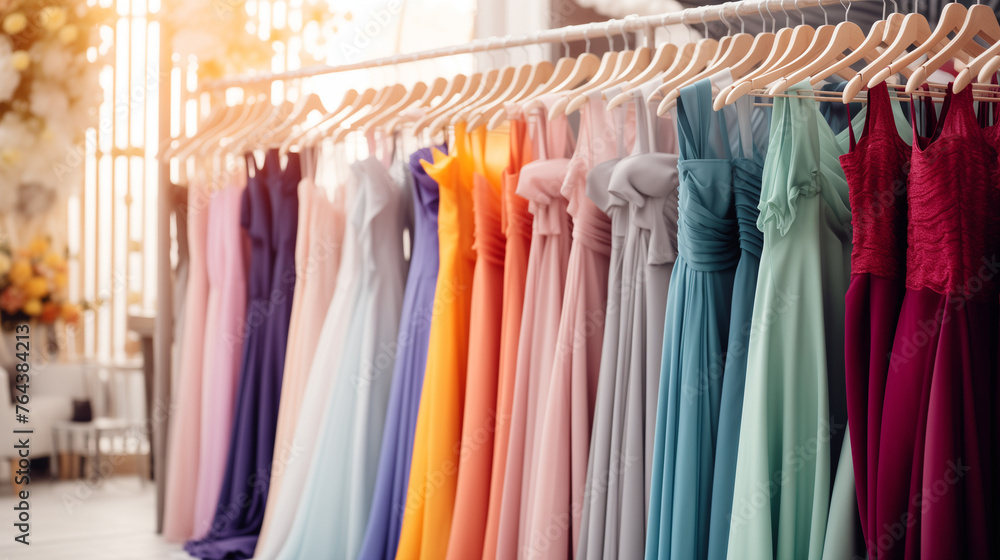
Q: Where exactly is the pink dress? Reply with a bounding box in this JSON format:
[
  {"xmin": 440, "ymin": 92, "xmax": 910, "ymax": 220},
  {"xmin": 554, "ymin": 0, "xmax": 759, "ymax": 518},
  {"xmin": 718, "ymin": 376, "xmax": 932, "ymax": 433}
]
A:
[
  {"xmin": 494, "ymin": 95, "xmax": 575, "ymax": 560},
  {"xmin": 162, "ymin": 178, "xmax": 211, "ymax": 541},
  {"xmin": 258, "ymin": 149, "xmax": 345, "ymax": 545},
  {"xmin": 191, "ymin": 179, "xmax": 250, "ymax": 538},
  {"xmin": 522, "ymin": 91, "xmax": 631, "ymax": 560}
]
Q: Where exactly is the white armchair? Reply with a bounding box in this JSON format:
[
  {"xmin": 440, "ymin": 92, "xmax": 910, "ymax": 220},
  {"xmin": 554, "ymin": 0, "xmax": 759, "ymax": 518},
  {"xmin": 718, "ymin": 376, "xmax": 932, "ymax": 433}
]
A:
[{"xmin": 0, "ymin": 362, "xmax": 89, "ymax": 489}]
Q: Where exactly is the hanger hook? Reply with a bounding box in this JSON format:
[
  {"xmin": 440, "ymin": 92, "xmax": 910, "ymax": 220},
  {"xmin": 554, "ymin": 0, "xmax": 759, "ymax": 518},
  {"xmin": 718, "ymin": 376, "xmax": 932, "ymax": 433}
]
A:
[
  {"xmin": 503, "ymin": 34, "xmax": 513, "ymax": 65},
  {"xmin": 818, "ymin": 0, "xmax": 829, "ymax": 25},
  {"xmin": 841, "ymin": 0, "xmax": 851, "ymax": 22},
  {"xmin": 735, "ymin": 2, "xmax": 745, "ymax": 33},
  {"xmin": 604, "ymin": 21, "xmax": 615, "ymax": 51},
  {"xmin": 621, "ymin": 18, "xmax": 630, "ymax": 50},
  {"xmin": 699, "ymin": 9, "xmax": 708, "ymax": 38},
  {"xmin": 757, "ymin": 2, "xmax": 767, "ymax": 33},
  {"xmin": 659, "ymin": 13, "xmax": 674, "ymax": 43},
  {"xmin": 683, "ymin": 9, "xmax": 694, "ymax": 41},
  {"xmin": 720, "ymin": 3, "xmax": 733, "ymax": 36},
  {"xmin": 779, "ymin": 0, "xmax": 789, "ymax": 28},
  {"xmin": 562, "ymin": 29, "xmax": 570, "ymax": 57}
]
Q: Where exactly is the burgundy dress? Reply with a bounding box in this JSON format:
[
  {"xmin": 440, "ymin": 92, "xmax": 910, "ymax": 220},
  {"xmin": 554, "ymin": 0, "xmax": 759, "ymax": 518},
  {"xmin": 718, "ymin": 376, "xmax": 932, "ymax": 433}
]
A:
[
  {"xmin": 840, "ymin": 82, "xmax": 909, "ymax": 557},
  {"xmin": 876, "ymin": 85, "xmax": 999, "ymax": 560}
]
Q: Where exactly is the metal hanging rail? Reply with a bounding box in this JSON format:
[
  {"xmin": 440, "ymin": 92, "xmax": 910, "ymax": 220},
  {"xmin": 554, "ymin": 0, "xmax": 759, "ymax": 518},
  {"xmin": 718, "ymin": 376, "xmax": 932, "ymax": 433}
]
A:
[{"xmin": 201, "ymin": 0, "xmax": 873, "ymax": 91}]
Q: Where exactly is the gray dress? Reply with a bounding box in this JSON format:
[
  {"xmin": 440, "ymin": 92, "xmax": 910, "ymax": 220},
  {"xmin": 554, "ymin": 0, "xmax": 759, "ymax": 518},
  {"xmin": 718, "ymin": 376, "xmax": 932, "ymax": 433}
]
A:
[{"xmin": 576, "ymin": 83, "xmax": 680, "ymax": 560}]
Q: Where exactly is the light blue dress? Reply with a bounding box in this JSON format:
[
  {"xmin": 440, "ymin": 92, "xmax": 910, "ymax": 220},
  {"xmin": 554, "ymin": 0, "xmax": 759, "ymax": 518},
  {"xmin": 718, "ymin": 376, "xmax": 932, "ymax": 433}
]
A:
[
  {"xmin": 275, "ymin": 154, "xmax": 410, "ymax": 560},
  {"xmin": 646, "ymin": 78, "xmax": 740, "ymax": 560}
]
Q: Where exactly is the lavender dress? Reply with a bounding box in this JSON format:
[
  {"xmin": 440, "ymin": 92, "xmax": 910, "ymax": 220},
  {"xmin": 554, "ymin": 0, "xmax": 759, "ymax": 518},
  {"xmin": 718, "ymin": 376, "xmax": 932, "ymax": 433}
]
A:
[
  {"xmin": 357, "ymin": 147, "xmax": 442, "ymax": 560},
  {"xmin": 185, "ymin": 148, "xmax": 300, "ymax": 560}
]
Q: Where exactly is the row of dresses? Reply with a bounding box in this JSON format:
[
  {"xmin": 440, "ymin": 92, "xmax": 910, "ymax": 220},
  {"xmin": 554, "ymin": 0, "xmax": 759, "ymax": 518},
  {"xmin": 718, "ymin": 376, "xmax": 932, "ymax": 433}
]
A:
[{"xmin": 163, "ymin": 76, "xmax": 1000, "ymax": 560}]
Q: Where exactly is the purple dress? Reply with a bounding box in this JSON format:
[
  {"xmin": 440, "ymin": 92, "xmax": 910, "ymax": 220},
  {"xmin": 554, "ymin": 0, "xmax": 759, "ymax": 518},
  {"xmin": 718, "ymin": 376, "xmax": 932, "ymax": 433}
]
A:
[
  {"xmin": 357, "ymin": 148, "xmax": 442, "ymax": 560},
  {"xmin": 186, "ymin": 148, "xmax": 300, "ymax": 560}
]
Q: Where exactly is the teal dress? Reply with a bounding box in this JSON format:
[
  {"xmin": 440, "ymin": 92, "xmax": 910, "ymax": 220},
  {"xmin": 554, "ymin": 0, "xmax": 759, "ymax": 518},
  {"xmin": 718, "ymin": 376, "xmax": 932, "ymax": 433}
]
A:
[
  {"xmin": 705, "ymin": 94, "xmax": 769, "ymax": 560},
  {"xmin": 725, "ymin": 81, "xmax": 855, "ymax": 560},
  {"xmin": 646, "ymin": 78, "xmax": 739, "ymax": 560}
]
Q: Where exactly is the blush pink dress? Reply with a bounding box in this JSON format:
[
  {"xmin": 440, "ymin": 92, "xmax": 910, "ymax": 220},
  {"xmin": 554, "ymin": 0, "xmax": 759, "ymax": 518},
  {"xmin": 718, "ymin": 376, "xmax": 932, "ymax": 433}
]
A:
[
  {"xmin": 162, "ymin": 178, "xmax": 211, "ymax": 542},
  {"xmin": 257, "ymin": 148, "xmax": 345, "ymax": 545},
  {"xmin": 191, "ymin": 177, "xmax": 250, "ymax": 538},
  {"xmin": 494, "ymin": 95, "xmax": 576, "ymax": 560},
  {"xmin": 522, "ymin": 91, "xmax": 633, "ymax": 560}
]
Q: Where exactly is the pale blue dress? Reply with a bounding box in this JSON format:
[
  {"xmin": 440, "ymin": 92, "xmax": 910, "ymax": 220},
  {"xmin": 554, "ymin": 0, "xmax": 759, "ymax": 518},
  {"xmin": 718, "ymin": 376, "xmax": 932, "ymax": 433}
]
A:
[{"xmin": 275, "ymin": 153, "xmax": 410, "ymax": 560}]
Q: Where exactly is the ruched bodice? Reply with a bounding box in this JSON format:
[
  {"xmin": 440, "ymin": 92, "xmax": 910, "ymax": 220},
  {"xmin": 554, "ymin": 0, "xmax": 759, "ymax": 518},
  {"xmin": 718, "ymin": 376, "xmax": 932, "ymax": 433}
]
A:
[
  {"xmin": 731, "ymin": 158, "xmax": 764, "ymax": 259},
  {"xmin": 608, "ymin": 153, "xmax": 679, "ymax": 266},
  {"xmin": 675, "ymin": 80, "xmax": 738, "ymax": 272},
  {"xmin": 907, "ymin": 84, "xmax": 1000, "ymax": 300}
]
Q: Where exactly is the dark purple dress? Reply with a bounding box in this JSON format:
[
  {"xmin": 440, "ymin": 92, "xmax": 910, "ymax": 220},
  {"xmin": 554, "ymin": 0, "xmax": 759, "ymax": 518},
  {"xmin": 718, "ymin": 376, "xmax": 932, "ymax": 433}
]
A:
[{"xmin": 186, "ymin": 148, "xmax": 300, "ymax": 560}]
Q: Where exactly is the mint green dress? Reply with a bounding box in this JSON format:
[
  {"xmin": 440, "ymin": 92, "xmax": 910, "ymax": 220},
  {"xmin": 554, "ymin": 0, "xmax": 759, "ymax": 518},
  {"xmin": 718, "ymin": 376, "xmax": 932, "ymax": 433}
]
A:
[{"xmin": 725, "ymin": 82, "xmax": 856, "ymax": 560}]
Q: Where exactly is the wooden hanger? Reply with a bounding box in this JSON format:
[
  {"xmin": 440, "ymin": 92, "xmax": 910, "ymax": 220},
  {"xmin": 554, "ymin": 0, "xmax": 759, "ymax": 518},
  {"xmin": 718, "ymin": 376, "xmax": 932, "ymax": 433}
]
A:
[
  {"xmin": 769, "ymin": 1, "xmax": 873, "ymax": 95},
  {"xmin": 565, "ymin": 21, "xmax": 650, "ymax": 115},
  {"xmin": 546, "ymin": 23, "xmax": 623, "ymax": 119},
  {"xmin": 521, "ymin": 28, "xmax": 603, "ymax": 116},
  {"xmin": 471, "ymin": 55, "xmax": 553, "ymax": 131},
  {"xmin": 657, "ymin": 7, "xmax": 753, "ymax": 115},
  {"xmin": 484, "ymin": 57, "xmax": 558, "ymax": 130},
  {"xmin": 865, "ymin": 4, "xmax": 980, "ymax": 92},
  {"xmin": 714, "ymin": 2, "xmax": 798, "ymax": 110},
  {"xmin": 187, "ymin": 90, "xmax": 271, "ymax": 161},
  {"xmin": 282, "ymin": 87, "xmax": 361, "ymax": 152},
  {"xmin": 162, "ymin": 98, "xmax": 233, "ymax": 160},
  {"xmin": 380, "ymin": 76, "xmax": 449, "ymax": 133},
  {"xmin": 413, "ymin": 71, "xmax": 482, "ymax": 135},
  {"xmin": 174, "ymin": 86, "xmax": 264, "ymax": 162},
  {"xmin": 304, "ymin": 86, "xmax": 380, "ymax": 147},
  {"xmin": 735, "ymin": 2, "xmax": 840, "ymax": 101},
  {"xmin": 647, "ymin": 12, "xmax": 721, "ymax": 107},
  {"xmin": 812, "ymin": 8, "xmax": 903, "ymax": 88},
  {"xmin": 454, "ymin": 38, "xmax": 524, "ymax": 126},
  {"xmin": 487, "ymin": 35, "xmax": 581, "ymax": 129},
  {"xmin": 361, "ymin": 80, "xmax": 432, "ymax": 136},
  {"xmin": 605, "ymin": 42, "xmax": 680, "ymax": 110},
  {"xmin": 427, "ymin": 65, "xmax": 500, "ymax": 135},
  {"xmin": 265, "ymin": 92, "xmax": 327, "ymax": 151},
  {"xmin": 906, "ymin": 3, "xmax": 1000, "ymax": 93},
  {"xmin": 332, "ymin": 82, "xmax": 407, "ymax": 143}
]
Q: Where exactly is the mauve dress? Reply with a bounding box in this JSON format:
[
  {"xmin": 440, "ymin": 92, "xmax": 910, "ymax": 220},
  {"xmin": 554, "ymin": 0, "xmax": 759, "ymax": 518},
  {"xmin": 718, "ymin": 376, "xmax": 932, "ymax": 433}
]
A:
[
  {"xmin": 876, "ymin": 85, "xmax": 999, "ymax": 560},
  {"xmin": 162, "ymin": 178, "xmax": 210, "ymax": 542},
  {"xmin": 482, "ymin": 107, "xmax": 534, "ymax": 560},
  {"xmin": 276, "ymin": 150, "xmax": 409, "ymax": 560},
  {"xmin": 576, "ymin": 82, "xmax": 679, "ymax": 560},
  {"xmin": 839, "ymin": 82, "xmax": 910, "ymax": 558},
  {"xmin": 521, "ymin": 91, "xmax": 622, "ymax": 560},
  {"xmin": 446, "ymin": 125, "xmax": 510, "ymax": 560},
  {"xmin": 358, "ymin": 147, "xmax": 442, "ymax": 560},
  {"xmin": 253, "ymin": 169, "xmax": 362, "ymax": 560},
  {"xmin": 494, "ymin": 95, "xmax": 575, "ymax": 560},
  {"xmin": 185, "ymin": 148, "xmax": 300, "ymax": 560},
  {"xmin": 192, "ymin": 180, "xmax": 249, "ymax": 539}
]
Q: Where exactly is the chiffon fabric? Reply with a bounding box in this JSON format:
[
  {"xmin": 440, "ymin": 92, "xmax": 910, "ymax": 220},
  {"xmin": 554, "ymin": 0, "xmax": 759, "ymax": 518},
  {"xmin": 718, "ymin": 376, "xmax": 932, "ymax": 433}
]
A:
[
  {"xmin": 705, "ymin": 95, "xmax": 769, "ymax": 560},
  {"xmin": 875, "ymin": 84, "xmax": 1000, "ymax": 560},
  {"xmin": 395, "ymin": 124, "xmax": 477, "ymax": 560},
  {"xmin": 162, "ymin": 178, "xmax": 211, "ymax": 542},
  {"xmin": 254, "ymin": 168, "xmax": 362, "ymax": 560},
  {"xmin": 521, "ymin": 90, "xmax": 624, "ymax": 560},
  {"xmin": 647, "ymin": 76, "xmax": 740, "ymax": 560},
  {"xmin": 445, "ymin": 126, "xmax": 510, "ymax": 560},
  {"xmin": 275, "ymin": 145, "xmax": 410, "ymax": 560},
  {"xmin": 192, "ymin": 179, "xmax": 249, "ymax": 539},
  {"xmin": 358, "ymin": 147, "xmax": 442, "ymax": 560},
  {"xmin": 481, "ymin": 107, "xmax": 535, "ymax": 560},
  {"xmin": 258, "ymin": 148, "xmax": 346, "ymax": 544},
  {"xmin": 725, "ymin": 82, "xmax": 854, "ymax": 560},
  {"xmin": 577, "ymin": 80, "xmax": 679, "ymax": 560},
  {"xmin": 494, "ymin": 94, "xmax": 575, "ymax": 560},
  {"xmin": 185, "ymin": 149, "xmax": 300, "ymax": 560},
  {"xmin": 839, "ymin": 82, "xmax": 911, "ymax": 558}
]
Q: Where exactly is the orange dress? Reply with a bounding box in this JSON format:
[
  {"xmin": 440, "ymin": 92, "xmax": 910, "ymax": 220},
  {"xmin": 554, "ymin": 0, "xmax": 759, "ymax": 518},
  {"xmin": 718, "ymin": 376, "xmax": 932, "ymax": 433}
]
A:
[
  {"xmin": 395, "ymin": 124, "xmax": 477, "ymax": 560},
  {"xmin": 481, "ymin": 106, "xmax": 537, "ymax": 559},
  {"xmin": 445, "ymin": 124, "xmax": 510, "ymax": 560}
]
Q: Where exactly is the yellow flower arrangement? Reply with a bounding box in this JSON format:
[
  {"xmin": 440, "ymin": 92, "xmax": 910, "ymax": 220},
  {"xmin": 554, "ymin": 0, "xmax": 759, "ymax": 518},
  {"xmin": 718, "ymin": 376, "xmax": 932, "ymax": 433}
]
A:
[
  {"xmin": 0, "ymin": 236, "xmax": 86, "ymax": 328},
  {"xmin": 2, "ymin": 12, "xmax": 26, "ymax": 35}
]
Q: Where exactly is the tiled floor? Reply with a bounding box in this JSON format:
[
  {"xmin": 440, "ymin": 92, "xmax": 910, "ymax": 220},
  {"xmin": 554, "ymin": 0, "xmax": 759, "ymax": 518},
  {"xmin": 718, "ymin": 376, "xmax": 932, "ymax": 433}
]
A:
[{"xmin": 0, "ymin": 476, "xmax": 191, "ymax": 559}]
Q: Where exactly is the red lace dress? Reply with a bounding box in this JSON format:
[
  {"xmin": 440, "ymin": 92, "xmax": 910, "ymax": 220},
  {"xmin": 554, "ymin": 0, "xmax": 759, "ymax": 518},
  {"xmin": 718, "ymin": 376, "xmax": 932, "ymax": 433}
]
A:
[
  {"xmin": 876, "ymin": 84, "xmax": 1000, "ymax": 560},
  {"xmin": 840, "ymin": 82, "xmax": 910, "ymax": 557}
]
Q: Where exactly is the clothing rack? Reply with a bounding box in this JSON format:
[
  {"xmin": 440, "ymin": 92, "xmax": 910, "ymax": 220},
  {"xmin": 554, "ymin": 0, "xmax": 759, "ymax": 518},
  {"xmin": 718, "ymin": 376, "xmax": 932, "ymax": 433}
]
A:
[
  {"xmin": 200, "ymin": 0, "xmax": 876, "ymax": 91},
  {"xmin": 153, "ymin": 0, "xmax": 875, "ymax": 527}
]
